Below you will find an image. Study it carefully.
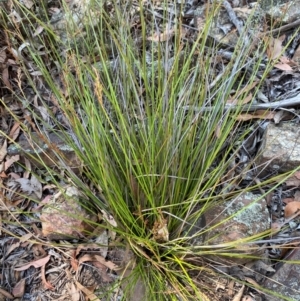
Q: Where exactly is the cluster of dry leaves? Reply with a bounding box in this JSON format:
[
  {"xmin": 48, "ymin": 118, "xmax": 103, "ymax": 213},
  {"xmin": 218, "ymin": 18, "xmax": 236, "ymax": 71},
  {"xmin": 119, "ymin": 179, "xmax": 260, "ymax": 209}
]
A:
[
  {"xmin": 0, "ymin": 143, "xmax": 124, "ymax": 300},
  {"xmin": 0, "ymin": 233, "xmax": 123, "ymax": 300},
  {"xmin": 2, "ymin": 0, "xmax": 300, "ymax": 300},
  {"xmin": 279, "ymin": 171, "xmax": 300, "ymax": 219}
]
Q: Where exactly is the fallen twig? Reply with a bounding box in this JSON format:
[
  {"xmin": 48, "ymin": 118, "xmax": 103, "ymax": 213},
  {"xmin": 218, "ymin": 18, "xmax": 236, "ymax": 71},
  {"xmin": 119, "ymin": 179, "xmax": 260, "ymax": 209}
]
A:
[
  {"xmin": 223, "ymin": 0, "xmax": 250, "ymax": 45},
  {"xmin": 264, "ymin": 19, "xmax": 300, "ymax": 35},
  {"xmin": 182, "ymin": 94, "xmax": 300, "ymax": 113}
]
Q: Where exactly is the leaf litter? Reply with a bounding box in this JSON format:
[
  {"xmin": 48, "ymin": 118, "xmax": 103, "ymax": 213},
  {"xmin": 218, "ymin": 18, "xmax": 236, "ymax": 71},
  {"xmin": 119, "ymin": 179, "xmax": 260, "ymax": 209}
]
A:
[{"xmin": 2, "ymin": 0, "xmax": 300, "ymax": 300}]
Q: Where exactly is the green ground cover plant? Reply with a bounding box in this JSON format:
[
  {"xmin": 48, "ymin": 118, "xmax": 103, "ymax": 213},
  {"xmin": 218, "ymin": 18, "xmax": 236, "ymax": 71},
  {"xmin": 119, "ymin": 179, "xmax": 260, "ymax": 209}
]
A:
[{"xmin": 1, "ymin": 0, "xmax": 299, "ymax": 300}]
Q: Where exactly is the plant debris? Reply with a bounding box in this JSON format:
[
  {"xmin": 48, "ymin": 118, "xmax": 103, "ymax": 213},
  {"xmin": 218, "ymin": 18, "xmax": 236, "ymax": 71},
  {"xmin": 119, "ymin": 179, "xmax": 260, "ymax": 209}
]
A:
[{"xmin": 2, "ymin": 0, "xmax": 300, "ymax": 300}]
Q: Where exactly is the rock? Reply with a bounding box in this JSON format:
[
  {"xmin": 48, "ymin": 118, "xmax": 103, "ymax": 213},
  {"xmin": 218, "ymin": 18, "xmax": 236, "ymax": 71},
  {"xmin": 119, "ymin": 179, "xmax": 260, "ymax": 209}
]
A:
[
  {"xmin": 40, "ymin": 186, "xmax": 98, "ymax": 240},
  {"xmin": 193, "ymin": 0, "xmax": 300, "ymax": 50},
  {"xmin": 260, "ymin": 0, "xmax": 289, "ymax": 9},
  {"xmin": 263, "ymin": 248, "xmax": 300, "ymax": 300},
  {"xmin": 261, "ymin": 0, "xmax": 300, "ymax": 23},
  {"xmin": 7, "ymin": 132, "xmax": 80, "ymax": 170},
  {"xmin": 202, "ymin": 192, "xmax": 270, "ymax": 264},
  {"xmin": 257, "ymin": 122, "xmax": 300, "ymax": 176}
]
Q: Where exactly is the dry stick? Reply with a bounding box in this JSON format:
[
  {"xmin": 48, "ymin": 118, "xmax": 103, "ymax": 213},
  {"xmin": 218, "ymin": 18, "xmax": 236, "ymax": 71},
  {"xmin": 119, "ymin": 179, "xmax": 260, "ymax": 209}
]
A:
[
  {"xmin": 223, "ymin": 0, "xmax": 249, "ymax": 45},
  {"xmin": 265, "ymin": 18, "xmax": 300, "ymax": 35},
  {"xmin": 182, "ymin": 94, "xmax": 300, "ymax": 113}
]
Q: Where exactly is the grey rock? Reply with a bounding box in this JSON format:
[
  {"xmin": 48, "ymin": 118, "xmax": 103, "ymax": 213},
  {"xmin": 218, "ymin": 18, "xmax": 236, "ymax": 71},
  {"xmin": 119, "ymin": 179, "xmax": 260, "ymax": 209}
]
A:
[
  {"xmin": 261, "ymin": 0, "xmax": 300, "ymax": 23},
  {"xmin": 263, "ymin": 248, "xmax": 300, "ymax": 300},
  {"xmin": 257, "ymin": 122, "xmax": 300, "ymax": 176},
  {"xmin": 7, "ymin": 132, "xmax": 80, "ymax": 170},
  {"xmin": 200, "ymin": 192, "xmax": 270, "ymax": 264}
]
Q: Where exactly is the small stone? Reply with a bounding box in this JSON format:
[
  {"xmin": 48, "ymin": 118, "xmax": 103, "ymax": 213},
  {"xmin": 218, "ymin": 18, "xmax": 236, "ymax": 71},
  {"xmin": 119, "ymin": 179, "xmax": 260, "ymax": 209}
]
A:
[
  {"xmin": 202, "ymin": 192, "xmax": 270, "ymax": 264},
  {"xmin": 7, "ymin": 132, "xmax": 80, "ymax": 170},
  {"xmin": 40, "ymin": 186, "xmax": 98, "ymax": 240},
  {"xmin": 257, "ymin": 122, "xmax": 300, "ymax": 176},
  {"xmin": 263, "ymin": 248, "xmax": 300, "ymax": 300}
]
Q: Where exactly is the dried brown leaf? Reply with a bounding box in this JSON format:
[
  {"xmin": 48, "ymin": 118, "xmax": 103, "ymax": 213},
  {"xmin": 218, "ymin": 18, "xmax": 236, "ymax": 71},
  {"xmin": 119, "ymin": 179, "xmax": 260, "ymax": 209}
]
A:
[
  {"xmin": 232, "ymin": 285, "xmax": 244, "ymax": 301},
  {"xmin": 8, "ymin": 122, "xmax": 20, "ymax": 141},
  {"xmin": 8, "ymin": 172, "xmax": 20, "ymax": 179},
  {"xmin": 0, "ymin": 288, "xmax": 13, "ymax": 299},
  {"xmin": 273, "ymin": 110, "xmax": 282, "ymax": 124},
  {"xmin": 30, "ymin": 70, "xmax": 43, "ymax": 76},
  {"xmin": 236, "ymin": 110, "xmax": 276, "ymax": 121},
  {"xmin": 67, "ymin": 282, "xmax": 80, "ymax": 301},
  {"xmin": 233, "ymin": 7, "xmax": 252, "ymax": 13},
  {"xmin": 6, "ymin": 241, "xmax": 20, "ymax": 258},
  {"xmin": 90, "ymin": 261, "xmax": 106, "ymax": 270},
  {"xmin": 32, "ymin": 25, "xmax": 45, "ymax": 37},
  {"xmin": 152, "ymin": 217, "xmax": 169, "ymax": 242},
  {"xmin": 101, "ymin": 209, "xmax": 117, "ymax": 240},
  {"xmin": 286, "ymin": 171, "xmax": 300, "ymax": 187},
  {"xmin": 32, "ymin": 243, "xmax": 46, "ymax": 257},
  {"xmin": 283, "ymin": 57, "xmax": 298, "ymax": 67},
  {"xmin": 274, "ymin": 62, "xmax": 293, "ymax": 71},
  {"xmin": 79, "ymin": 254, "xmax": 117, "ymax": 270},
  {"xmin": 227, "ymin": 81, "xmax": 257, "ymax": 105},
  {"xmin": 15, "ymin": 254, "xmax": 50, "ymax": 271},
  {"xmin": 71, "ymin": 250, "xmax": 79, "ymax": 271},
  {"xmin": 244, "ymin": 277, "xmax": 264, "ymax": 294},
  {"xmin": 23, "ymin": 158, "xmax": 31, "ymax": 179},
  {"xmin": 276, "ymin": 56, "xmax": 294, "ymax": 69},
  {"xmin": 227, "ymin": 280, "xmax": 235, "ymax": 296},
  {"xmin": 22, "ymin": 0, "xmax": 34, "ymax": 9},
  {"xmin": 12, "ymin": 278, "xmax": 25, "ymax": 297},
  {"xmin": 266, "ymin": 35, "xmax": 285, "ymax": 60},
  {"xmin": 293, "ymin": 172, "xmax": 300, "ymax": 179},
  {"xmin": 4, "ymin": 155, "xmax": 20, "ymax": 170},
  {"xmin": 271, "ymin": 222, "xmax": 282, "ymax": 233},
  {"xmin": 32, "ymin": 195, "xmax": 52, "ymax": 212},
  {"xmin": 0, "ymin": 140, "xmax": 7, "ymax": 162},
  {"xmin": 75, "ymin": 281, "xmax": 101, "ymax": 301},
  {"xmin": 0, "ymin": 47, "xmax": 7, "ymax": 63},
  {"xmin": 0, "ymin": 170, "xmax": 7, "ymax": 178},
  {"xmin": 78, "ymin": 254, "xmax": 94, "ymax": 264},
  {"xmin": 227, "ymin": 93, "xmax": 252, "ymax": 105},
  {"xmin": 254, "ymin": 260, "xmax": 275, "ymax": 273},
  {"xmin": 32, "ymin": 223, "xmax": 43, "ymax": 236},
  {"xmin": 236, "ymin": 114, "xmax": 256, "ymax": 121},
  {"xmin": 2, "ymin": 67, "xmax": 12, "ymax": 90},
  {"xmin": 293, "ymin": 45, "xmax": 300, "ymax": 65},
  {"xmin": 41, "ymin": 265, "xmax": 55, "ymax": 290},
  {"xmin": 283, "ymin": 198, "xmax": 294, "ymax": 204},
  {"xmin": 284, "ymin": 201, "xmax": 300, "ymax": 218},
  {"xmin": 147, "ymin": 28, "xmax": 175, "ymax": 42},
  {"xmin": 294, "ymin": 191, "xmax": 300, "ymax": 201},
  {"xmin": 91, "ymin": 261, "xmax": 113, "ymax": 283}
]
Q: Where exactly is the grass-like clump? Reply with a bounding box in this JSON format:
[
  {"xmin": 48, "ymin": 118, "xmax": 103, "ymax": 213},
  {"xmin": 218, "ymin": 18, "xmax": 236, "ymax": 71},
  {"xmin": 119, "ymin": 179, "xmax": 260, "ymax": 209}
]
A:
[{"xmin": 0, "ymin": 0, "xmax": 294, "ymax": 299}]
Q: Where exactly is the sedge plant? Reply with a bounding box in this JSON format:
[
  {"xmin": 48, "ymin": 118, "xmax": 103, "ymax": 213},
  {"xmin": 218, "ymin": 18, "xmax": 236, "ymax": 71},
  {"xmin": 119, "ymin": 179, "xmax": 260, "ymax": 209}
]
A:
[{"xmin": 1, "ymin": 0, "xmax": 299, "ymax": 300}]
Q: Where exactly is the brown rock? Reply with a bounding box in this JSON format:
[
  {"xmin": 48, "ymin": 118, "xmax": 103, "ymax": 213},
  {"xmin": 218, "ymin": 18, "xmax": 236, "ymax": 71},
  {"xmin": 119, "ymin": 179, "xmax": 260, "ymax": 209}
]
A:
[
  {"xmin": 203, "ymin": 192, "xmax": 270, "ymax": 264},
  {"xmin": 41, "ymin": 186, "xmax": 97, "ymax": 240},
  {"xmin": 7, "ymin": 132, "xmax": 80, "ymax": 170},
  {"xmin": 263, "ymin": 0, "xmax": 300, "ymax": 23},
  {"xmin": 263, "ymin": 248, "xmax": 300, "ymax": 300},
  {"xmin": 257, "ymin": 122, "xmax": 300, "ymax": 176}
]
